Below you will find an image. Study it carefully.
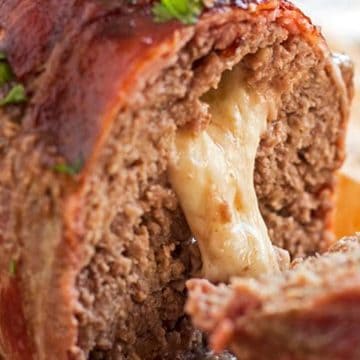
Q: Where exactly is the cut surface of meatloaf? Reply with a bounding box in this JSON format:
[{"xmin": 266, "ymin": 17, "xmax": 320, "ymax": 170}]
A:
[
  {"xmin": 0, "ymin": 0, "xmax": 353, "ymax": 359},
  {"xmin": 186, "ymin": 235, "xmax": 360, "ymax": 360}
]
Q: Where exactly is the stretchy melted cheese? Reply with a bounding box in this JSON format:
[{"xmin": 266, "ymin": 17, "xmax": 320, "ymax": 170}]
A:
[{"xmin": 169, "ymin": 66, "xmax": 280, "ymax": 282}]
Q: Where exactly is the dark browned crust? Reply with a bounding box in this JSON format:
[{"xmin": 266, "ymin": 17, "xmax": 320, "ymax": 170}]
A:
[{"xmin": 0, "ymin": 1, "xmax": 351, "ymax": 359}]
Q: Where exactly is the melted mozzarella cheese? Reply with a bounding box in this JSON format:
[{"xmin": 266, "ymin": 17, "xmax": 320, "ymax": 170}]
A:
[{"xmin": 169, "ymin": 66, "xmax": 281, "ymax": 282}]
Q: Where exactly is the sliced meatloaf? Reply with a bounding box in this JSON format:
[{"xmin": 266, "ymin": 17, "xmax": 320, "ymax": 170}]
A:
[
  {"xmin": 0, "ymin": 0, "xmax": 353, "ymax": 359},
  {"xmin": 187, "ymin": 235, "xmax": 360, "ymax": 360}
]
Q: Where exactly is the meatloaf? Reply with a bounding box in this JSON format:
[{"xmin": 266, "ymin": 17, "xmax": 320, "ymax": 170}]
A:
[
  {"xmin": 0, "ymin": 0, "xmax": 353, "ymax": 359},
  {"xmin": 187, "ymin": 235, "xmax": 360, "ymax": 360}
]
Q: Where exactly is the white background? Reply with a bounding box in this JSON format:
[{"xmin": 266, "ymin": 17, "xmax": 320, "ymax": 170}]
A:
[
  {"xmin": 295, "ymin": 0, "xmax": 360, "ymax": 39},
  {"xmin": 296, "ymin": 1, "xmax": 360, "ymax": 178}
]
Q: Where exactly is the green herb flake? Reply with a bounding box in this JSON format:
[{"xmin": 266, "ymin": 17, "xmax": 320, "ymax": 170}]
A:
[
  {"xmin": 0, "ymin": 84, "xmax": 27, "ymax": 106},
  {"xmin": 9, "ymin": 259, "xmax": 16, "ymax": 276},
  {"xmin": 0, "ymin": 51, "xmax": 14, "ymax": 86},
  {"xmin": 152, "ymin": 0, "xmax": 204, "ymax": 25},
  {"xmin": 0, "ymin": 61, "xmax": 13, "ymax": 86},
  {"xmin": 53, "ymin": 157, "xmax": 84, "ymax": 176}
]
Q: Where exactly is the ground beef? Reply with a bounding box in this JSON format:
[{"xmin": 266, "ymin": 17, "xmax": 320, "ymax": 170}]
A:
[
  {"xmin": 186, "ymin": 235, "xmax": 360, "ymax": 360},
  {"xmin": 0, "ymin": 1, "xmax": 351, "ymax": 359},
  {"xmin": 75, "ymin": 19, "xmax": 351, "ymax": 360}
]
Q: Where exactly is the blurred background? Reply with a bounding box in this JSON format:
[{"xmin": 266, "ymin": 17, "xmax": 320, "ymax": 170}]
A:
[
  {"xmin": 296, "ymin": 0, "xmax": 360, "ymax": 178},
  {"xmin": 295, "ymin": 1, "xmax": 360, "ymax": 237},
  {"xmin": 297, "ymin": 0, "xmax": 360, "ymax": 40}
]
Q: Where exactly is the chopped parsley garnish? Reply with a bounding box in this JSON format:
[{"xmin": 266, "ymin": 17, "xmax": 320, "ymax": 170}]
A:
[
  {"xmin": 0, "ymin": 61, "xmax": 13, "ymax": 86},
  {"xmin": 0, "ymin": 52, "xmax": 28, "ymax": 107},
  {"xmin": 53, "ymin": 157, "xmax": 84, "ymax": 176},
  {"xmin": 9, "ymin": 259, "xmax": 16, "ymax": 276},
  {"xmin": 0, "ymin": 52, "xmax": 13, "ymax": 87},
  {"xmin": 152, "ymin": 0, "xmax": 204, "ymax": 24},
  {"xmin": 0, "ymin": 84, "xmax": 27, "ymax": 106}
]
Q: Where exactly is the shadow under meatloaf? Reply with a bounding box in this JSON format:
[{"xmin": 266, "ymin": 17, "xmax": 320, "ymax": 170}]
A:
[
  {"xmin": 186, "ymin": 235, "xmax": 360, "ymax": 360},
  {"xmin": 0, "ymin": 2, "xmax": 352, "ymax": 360}
]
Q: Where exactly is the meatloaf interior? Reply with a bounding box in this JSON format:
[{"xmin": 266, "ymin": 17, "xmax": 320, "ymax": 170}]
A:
[
  {"xmin": 70, "ymin": 20, "xmax": 348, "ymax": 359},
  {"xmin": 0, "ymin": 5, "xmax": 350, "ymax": 360}
]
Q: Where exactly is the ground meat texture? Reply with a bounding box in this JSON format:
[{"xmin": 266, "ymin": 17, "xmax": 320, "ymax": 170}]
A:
[
  {"xmin": 255, "ymin": 49, "xmax": 353, "ymax": 256},
  {"xmin": 75, "ymin": 20, "xmax": 350, "ymax": 360},
  {"xmin": 186, "ymin": 235, "xmax": 360, "ymax": 360},
  {"xmin": 0, "ymin": 1, "xmax": 352, "ymax": 360}
]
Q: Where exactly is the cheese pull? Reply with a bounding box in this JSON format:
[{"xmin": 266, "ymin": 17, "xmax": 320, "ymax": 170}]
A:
[{"xmin": 169, "ymin": 66, "xmax": 282, "ymax": 282}]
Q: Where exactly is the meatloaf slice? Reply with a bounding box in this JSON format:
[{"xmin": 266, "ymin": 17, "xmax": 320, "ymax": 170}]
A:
[
  {"xmin": 0, "ymin": 0, "xmax": 352, "ymax": 359},
  {"xmin": 186, "ymin": 235, "xmax": 360, "ymax": 360}
]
